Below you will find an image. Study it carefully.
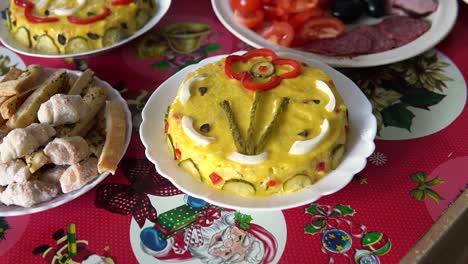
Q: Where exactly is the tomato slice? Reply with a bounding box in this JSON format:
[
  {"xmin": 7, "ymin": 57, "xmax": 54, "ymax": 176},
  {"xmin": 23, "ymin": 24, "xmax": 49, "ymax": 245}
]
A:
[
  {"xmin": 318, "ymin": 0, "xmax": 332, "ymax": 10},
  {"xmin": 297, "ymin": 17, "xmax": 345, "ymax": 42},
  {"xmin": 263, "ymin": 4, "xmax": 289, "ymax": 21},
  {"xmin": 289, "ymin": 8, "xmax": 324, "ymax": 30},
  {"xmin": 234, "ymin": 9, "xmax": 265, "ymax": 29},
  {"xmin": 277, "ymin": 0, "xmax": 319, "ymax": 13},
  {"xmin": 259, "ymin": 22, "xmax": 295, "ymax": 47},
  {"xmin": 230, "ymin": 0, "xmax": 262, "ymax": 13}
]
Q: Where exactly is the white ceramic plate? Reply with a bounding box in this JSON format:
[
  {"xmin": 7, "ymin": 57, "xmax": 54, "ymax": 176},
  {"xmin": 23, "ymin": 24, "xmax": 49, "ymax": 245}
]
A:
[
  {"xmin": 212, "ymin": 0, "xmax": 458, "ymax": 68},
  {"xmin": 0, "ymin": 68, "xmax": 132, "ymax": 216},
  {"xmin": 0, "ymin": 0, "xmax": 171, "ymax": 58},
  {"xmin": 140, "ymin": 51, "xmax": 377, "ymax": 211}
]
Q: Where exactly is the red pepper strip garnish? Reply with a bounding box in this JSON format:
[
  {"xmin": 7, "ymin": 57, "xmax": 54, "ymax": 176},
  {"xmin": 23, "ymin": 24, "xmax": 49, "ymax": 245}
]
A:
[
  {"xmin": 241, "ymin": 72, "xmax": 282, "ymax": 91},
  {"xmin": 15, "ymin": 0, "xmax": 59, "ymax": 23},
  {"xmin": 266, "ymin": 180, "xmax": 277, "ymax": 187},
  {"xmin": 175, "ymin": 148, "xmax": 182, "ymax": 160},
  {"xmin": 316, "ymin": 162, "xmax": 325, "ymax": 172},
  {"xmin": 272, "ymin": 58, "xmax": 302, "ymax": 79},
  {"xmin": 164, "ymin": 122, "xmax": 169, "ymax": 133},
  {"xmin": 68, "ymin": 7, "xmax": 111, "ymax": 25},
  {"xmin": 25, "ymin": 3, "xmax": 59, "ymax": 23},
  {"xmin": 209, "ymin": 173, "xmax": 223, "ymax": 185},
  {"xmin": 112, "ymin": 0, "xmax": 133, "ymax": 5}
]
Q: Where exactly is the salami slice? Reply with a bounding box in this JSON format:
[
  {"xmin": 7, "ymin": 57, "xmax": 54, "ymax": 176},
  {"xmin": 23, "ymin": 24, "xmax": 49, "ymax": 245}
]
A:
[
  {"xmin": 351, "ymin": 26, "xmax": 396, "ymax": 53},
  {"xmin": 377, "ymin": 16, "xmax": 431, "ymax": 46},
  {"xmin": 303, "ymin": 32, "xmax": 373, "ymax": 56}
]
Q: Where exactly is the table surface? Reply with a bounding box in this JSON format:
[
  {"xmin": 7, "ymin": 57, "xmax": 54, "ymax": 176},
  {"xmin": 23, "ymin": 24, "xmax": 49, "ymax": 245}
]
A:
[{"xmin": 1, "ymin": 1, "xmax": 468, "ymax": 264}]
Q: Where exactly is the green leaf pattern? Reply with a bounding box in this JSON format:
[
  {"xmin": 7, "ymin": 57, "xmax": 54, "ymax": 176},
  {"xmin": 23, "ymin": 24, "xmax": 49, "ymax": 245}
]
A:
[
  {"xmin": 409, "ymin": 172, "xmax": 444, "ymax": 203},
  {"xmin": 343, "ymin": 51, "xmax": 452, "ymax": 133}
]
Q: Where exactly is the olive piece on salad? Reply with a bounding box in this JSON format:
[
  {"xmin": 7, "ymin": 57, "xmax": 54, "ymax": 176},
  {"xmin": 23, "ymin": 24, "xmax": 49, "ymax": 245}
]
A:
[
  {"xmin": 331, "ymin": 0, "xmax": 365, "ymax": 24},
  {"xmin": 361, "ymin": 0, "xmax": 386, "ymax": 17}
]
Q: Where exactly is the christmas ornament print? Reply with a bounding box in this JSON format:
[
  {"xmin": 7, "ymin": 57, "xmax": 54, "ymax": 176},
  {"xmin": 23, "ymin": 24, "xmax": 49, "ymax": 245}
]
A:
[
  {"xmin": 355, "ymin": 249, "xmax": 381, "ymax": 264},
  {"xmin": 322, "ymin": 229, "xmax": 352, "ymax": 253},
  {"xmin": 361, "ymin": 231, "xmax": 392, "ymax": 256},
  {"xmin": 32, "ymin": 224, "xmax": 116, "ymax": 263},
  {"xmin": 305, "ymin": 204, "xmax": 392, "ymax": 263}
]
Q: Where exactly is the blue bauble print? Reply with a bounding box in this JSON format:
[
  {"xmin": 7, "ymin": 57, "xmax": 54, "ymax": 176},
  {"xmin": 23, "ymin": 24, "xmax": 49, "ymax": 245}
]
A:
[{"xmin": 321, "ymin": 229, "xmax": 352, "ymax": 253}]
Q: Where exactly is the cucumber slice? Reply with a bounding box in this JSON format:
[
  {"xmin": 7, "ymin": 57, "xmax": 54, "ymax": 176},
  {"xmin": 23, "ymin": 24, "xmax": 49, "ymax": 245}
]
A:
[
  {"xmin": 14, "ymin": 27, "xmax": 31, "ymax": 48},
  {"xmin": 103, "ymin": 27, "xmax": 125, "ymax": 47},
  {"xmin": 222, "ymin": 179, "xmax": 256, "ymax": 196},
  {"xmin": 283, "ymin": 174, "xmax": 312, "ymax": 193},
  {"xmin": 178, "ymin": 159, "xmax": 202, "ymax": 181},
  {"xmin": 332, "ymin": 144, "xmax": 345, "ymax": 169},
  {"xmin": 250, "ymin": 61, "xmax": 275, "ymax": 79},
  {"xmin": 36, "ymin": 35, "xmax": 59, "ymax": 54},
  {"xmin": 136, "ymin": 9, "xmax": 150, "ymax": 29},
  {"xmin": 165, "ymin": 134, "xmax": 176, "ymax": 160},
  {"xmin": 65, "ymin": 37, "xmax": 90, "ymax": 54}
]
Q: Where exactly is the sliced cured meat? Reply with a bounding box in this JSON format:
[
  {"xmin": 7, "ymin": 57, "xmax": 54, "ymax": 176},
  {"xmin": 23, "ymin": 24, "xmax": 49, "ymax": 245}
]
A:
[
  {"xmin": 351, "ymin": 26, "xmax": 396, "ymax": 53},
  {"xmin": 303, "ymin": 32, "xmax": 373, "ymax": 56},
  {"xmin": 377, "ymin": 16, "xmax": 431, "ymax": 46},
  {"xmin": 393, "ymin": 0, "xmax": 438, "ymax": 17}
]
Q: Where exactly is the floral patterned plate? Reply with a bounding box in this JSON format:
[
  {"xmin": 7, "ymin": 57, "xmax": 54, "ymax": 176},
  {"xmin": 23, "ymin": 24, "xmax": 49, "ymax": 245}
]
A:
[{"xmin": 140, "ymin": 51, "xmax": 377, "ymax": 211}]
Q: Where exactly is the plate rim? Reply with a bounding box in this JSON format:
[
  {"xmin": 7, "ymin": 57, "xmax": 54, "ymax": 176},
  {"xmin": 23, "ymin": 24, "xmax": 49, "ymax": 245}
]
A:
[
  {"xmin": 0, "ymin": 67, "xmax": 133, "ymax": 216},
  {"xmin": 211, "ymin": 0, "xmax": 458, "ymax": 68},
  {"xmin": 140, "ymin": 51, "xmax": 377, "ymax": 211},
  {"xmin": 0, "ymin": 0, "xmax": 171, "ymax": 59}
]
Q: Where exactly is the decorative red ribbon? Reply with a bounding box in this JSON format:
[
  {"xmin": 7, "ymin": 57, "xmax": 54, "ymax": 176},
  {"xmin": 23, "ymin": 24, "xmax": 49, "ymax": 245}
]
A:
[{"xmin": 95, "ymin": 159, "xmax": 182, "ymax": 228}]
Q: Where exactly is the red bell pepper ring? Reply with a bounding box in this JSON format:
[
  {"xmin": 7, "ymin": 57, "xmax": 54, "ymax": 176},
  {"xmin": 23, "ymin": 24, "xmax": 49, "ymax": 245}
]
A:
[
  {"xmin": 112, "ymin": 0, "xmax": 134, "ymax": 5},
  {"xmin": 224, "ymin": 55, "xmax": 245, "ymax": 80},
  {"xmin": 68, "ymin": 7, "xmax": 111, "ymax": 25},
  {"xmin": 241, "ymin": 72, "xmax": 282, "ymax": 91},
  {"xmin": 242, "ymin": 48, "xmax": 278, "ymax": 60},
  {"xmin": 224, "ymin": 49, "xmax": 278, "ymax": 80},
  {"xmin": 272, "ymin": 58, "xmax": 302, "ymax": 79},
  {"xmin": 15, "ymin": 0, "xmax": 59, "ymax": 23},
  {"xmin": 224, "ymin": 48, "xmax": 302, "ymax": 91}
]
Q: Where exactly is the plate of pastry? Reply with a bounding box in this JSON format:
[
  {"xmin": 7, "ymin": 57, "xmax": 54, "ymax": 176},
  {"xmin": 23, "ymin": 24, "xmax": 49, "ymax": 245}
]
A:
[
  {"xmin": 0, "ymin": 0, "xmax": 171, "ymax": 58},
  {"xmin": 140, "ymin": 49, "xmax": 377, "ymax": 211},
  {"xmin": 0, "ymin": 65, "xmax": 131, "ymax": 216}
]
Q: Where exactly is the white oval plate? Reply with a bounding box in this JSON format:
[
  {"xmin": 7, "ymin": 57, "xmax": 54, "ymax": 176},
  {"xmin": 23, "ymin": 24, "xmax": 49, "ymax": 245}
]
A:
[
  {"xmin": 140, "ymin": 51, "xmax": 377, "ymax": 211},
  {"xmin": 212, "ymin": 0, "xmax": 458, "ymax": 68},
  {"xmin": 0, "ymin": 0, "xmax": 171, "ymax": 58},
  {"xmin": 0, "ymin": 68, "xmax": 132, "ymax": 216}
]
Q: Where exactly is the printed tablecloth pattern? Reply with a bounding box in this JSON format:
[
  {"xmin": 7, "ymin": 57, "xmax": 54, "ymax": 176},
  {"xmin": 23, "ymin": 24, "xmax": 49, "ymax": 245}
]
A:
[{"xmin": 1, "ymin": 1, "xmax": 468, "ymax": 264}]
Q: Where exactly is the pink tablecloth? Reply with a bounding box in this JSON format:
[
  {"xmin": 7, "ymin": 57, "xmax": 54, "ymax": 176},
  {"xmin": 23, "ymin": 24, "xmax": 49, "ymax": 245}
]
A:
[{"xmin": 1, "ymin": 1, "xmax": 467, "ymax": 263}]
